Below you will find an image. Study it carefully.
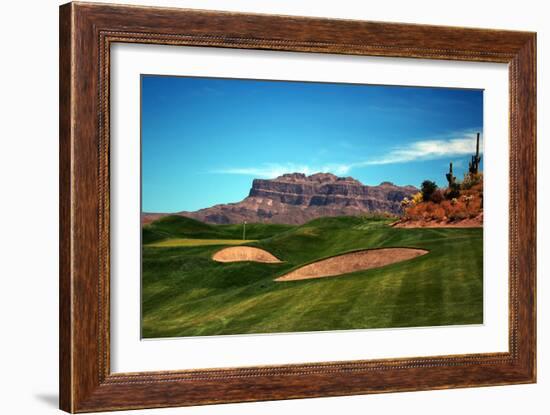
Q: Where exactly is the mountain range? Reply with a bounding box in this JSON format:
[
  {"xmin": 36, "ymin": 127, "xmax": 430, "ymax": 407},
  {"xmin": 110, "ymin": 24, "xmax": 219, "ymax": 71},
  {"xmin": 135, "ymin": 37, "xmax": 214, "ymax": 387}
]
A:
[{"xmin": 142, "ymin": 172, "xmax": 418, "ymax": 225}]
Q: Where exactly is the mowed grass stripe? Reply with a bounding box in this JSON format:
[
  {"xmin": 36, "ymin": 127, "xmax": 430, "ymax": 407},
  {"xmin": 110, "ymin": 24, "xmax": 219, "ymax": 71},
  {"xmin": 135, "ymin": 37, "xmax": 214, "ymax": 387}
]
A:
[
  {"xmin": 147, "ymin": 238, "xmax": 257, "ymax": 247},
  {"xmin": 141, "ymin": 215, "xmax": 483, "ymax": 338}
]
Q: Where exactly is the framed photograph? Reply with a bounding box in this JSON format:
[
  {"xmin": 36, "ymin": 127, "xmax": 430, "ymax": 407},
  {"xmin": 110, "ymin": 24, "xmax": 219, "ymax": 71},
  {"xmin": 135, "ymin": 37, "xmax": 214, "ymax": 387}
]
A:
[{"xmin": 59, "ymin": 2, "xmax": 536, "ymax": 412}]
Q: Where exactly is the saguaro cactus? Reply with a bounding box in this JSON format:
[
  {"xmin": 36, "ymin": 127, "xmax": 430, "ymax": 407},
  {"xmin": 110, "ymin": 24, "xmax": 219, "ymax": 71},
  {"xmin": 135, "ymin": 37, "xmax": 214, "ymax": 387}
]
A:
[
  {"xmin": 446, "ymin": 162, "xmax": 456, "ymax": 187},
  {"xmin": 468, "ymin": 133, "xmax": 481, "ymax": 175}
]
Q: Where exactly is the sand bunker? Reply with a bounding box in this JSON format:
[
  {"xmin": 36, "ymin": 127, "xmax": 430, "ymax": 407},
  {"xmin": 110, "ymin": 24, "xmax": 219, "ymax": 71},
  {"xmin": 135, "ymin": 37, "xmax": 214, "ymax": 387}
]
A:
[
  {"xmin": 276, "ymin": 248, "xmax": 428, "ymax": 281},
  {"xmin": 213, "ymin": 246, "xmax": 282, "ymax": 263}
]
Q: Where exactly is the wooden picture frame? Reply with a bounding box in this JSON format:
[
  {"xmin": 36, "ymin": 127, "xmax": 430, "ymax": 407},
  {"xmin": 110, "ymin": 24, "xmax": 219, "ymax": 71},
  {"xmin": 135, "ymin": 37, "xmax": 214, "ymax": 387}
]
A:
[{"xmin": 59, "ymin": 2, "xmax": 536, "ymax": 412}]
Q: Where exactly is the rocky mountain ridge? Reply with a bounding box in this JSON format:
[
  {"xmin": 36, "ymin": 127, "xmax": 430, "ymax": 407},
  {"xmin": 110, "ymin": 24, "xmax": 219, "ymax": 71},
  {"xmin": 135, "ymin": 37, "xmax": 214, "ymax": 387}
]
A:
[{"xmin": 143, "ymin": 173, "xmax": 418, "ymax": 225}]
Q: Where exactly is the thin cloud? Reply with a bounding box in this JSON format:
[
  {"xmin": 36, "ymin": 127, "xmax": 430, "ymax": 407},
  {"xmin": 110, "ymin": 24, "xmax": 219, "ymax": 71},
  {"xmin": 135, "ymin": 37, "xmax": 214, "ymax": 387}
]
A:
[
  {"xmin": 361, "ymin": 132, "xmax": 482, "ymax": 166},
  {"xmin": 214, "ymin": 162, "xmax": 352, "ymax": 179},
  {"xmin": 212, "ymin": 131, "xmax": 482, "ymax": 178}
]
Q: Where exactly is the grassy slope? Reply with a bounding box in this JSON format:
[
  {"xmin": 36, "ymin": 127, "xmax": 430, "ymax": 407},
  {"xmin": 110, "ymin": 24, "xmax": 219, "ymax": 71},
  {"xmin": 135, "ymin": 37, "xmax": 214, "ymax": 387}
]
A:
[
  {"xmin": 142, "ymin": 215, "xmax": 483, "ymax": 338},
  {"xmin": 148, "ymin": 239, "xmax": 257, "ymax": 247},
  {"xmin": 143, "ymin": 215, "xmax": 294, "ymax": 244}
]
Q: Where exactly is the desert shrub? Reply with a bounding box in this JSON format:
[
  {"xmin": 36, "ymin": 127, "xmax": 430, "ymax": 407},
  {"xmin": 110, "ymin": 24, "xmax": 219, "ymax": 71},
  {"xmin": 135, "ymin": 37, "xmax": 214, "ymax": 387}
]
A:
[
  {"xmin": 424, "ymin": 202, "xmax": 445, "ymax": 220},
  {"xmin": 461, "ymin": 194, "xmax": 482, "ymax": 218},
  {"xmin": 460, "ymin": 180, "xmax": 483, "ymax": 215},
  {"xmin": 421, "ymin": 180, "xmax": 438, "ymax": 202},
  {"xmin": 423, "ymin": 201, "xmax": 436, "ymax": 215},
  {"xmin": 462, "ymin": 172, "xmax": 483, "ymax": 190},
  {"xmin": 445, "ymin": 182, "xmax": 461, "ymax": 200},
  {"xmin": 440, "ymin": 200, "xmax": 452, "ymax": 212},
  {"xmin": 430, "ymin": 189, "xmax": 445, "ymax": 204},
  {"xmin": 471, "ymin": 181, "xmax": 483, "ymax": 192},
  {"xmin": 432, "ymin": 206, "xmax": 446, "ymax": 221},
  {"xmin": 462, "ymin": 194, "xmax": 473, "ymax": 207},
  {"xmin": 412, "ymin": 192, "xmax": 423, "ymax": 205},
  {"xmin": 467, "ymin": 181, "xmax": 483, "ymax": 200},
  {"xmin": 447, "ymin": 199, "xmax": 468, "ymax": 220},
  {"xmin": 405, "ymin": 201, "xmax": 446, "ymax": 221},
  {"xmin": 404, "ymin": 202, "xmax": 429, "ymax": 220},
  {"xmin": 403, "ymin": 172, "xmax": 483, "ymax": 223},
  {"xmin": 403, "ymin": 204, "xmax": 418, "ymax": 220}
]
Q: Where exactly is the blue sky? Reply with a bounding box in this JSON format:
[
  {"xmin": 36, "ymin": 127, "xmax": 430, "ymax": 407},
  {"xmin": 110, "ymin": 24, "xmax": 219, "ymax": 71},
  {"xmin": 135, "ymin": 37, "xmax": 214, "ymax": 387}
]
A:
[{"xmin": 142, "ymin": 75, "xmax": 483, "ymax": 213}]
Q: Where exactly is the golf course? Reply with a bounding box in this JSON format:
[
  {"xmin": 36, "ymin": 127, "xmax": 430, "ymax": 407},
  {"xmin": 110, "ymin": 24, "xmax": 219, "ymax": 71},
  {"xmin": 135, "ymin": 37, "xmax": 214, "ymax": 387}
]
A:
[{"xmin": 141, "ymin": 215, "xmax": 483, "ymax": 338}]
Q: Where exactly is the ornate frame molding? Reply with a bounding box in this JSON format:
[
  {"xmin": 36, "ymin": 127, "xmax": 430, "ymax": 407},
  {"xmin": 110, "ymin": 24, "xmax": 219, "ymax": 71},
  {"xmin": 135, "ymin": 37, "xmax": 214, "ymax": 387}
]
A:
[{"xmin": 60, "ymin": 2, "xmax": 536, "ymax": 412}]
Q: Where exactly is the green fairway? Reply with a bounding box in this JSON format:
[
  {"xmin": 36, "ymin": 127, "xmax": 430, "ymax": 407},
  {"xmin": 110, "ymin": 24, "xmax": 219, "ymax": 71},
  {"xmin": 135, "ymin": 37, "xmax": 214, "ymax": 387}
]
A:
[
  {"xmin": 142, "ymin": 215, "xmax": 483, "ymax": 338},
  {"xmin": 148, "ymin": 238, "xmax": 257, "ymax": 247}
]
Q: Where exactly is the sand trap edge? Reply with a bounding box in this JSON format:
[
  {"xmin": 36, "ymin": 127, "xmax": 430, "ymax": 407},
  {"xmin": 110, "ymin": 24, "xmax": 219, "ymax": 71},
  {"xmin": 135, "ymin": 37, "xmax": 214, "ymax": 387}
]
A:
[
  {"xmin": 275, "ymin": 247, "xmax": 428, "ymax": 282},
  {"xmin": 212, "ymin": 246, "xmax": 283, "ymax": 263}
]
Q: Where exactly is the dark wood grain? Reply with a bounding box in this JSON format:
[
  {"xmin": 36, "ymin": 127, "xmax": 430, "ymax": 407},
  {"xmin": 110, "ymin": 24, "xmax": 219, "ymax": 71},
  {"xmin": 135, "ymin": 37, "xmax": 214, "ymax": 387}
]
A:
[
  {"xmin": 59, "ymin": 3, "xmax": 73, "ymax": 411},
  {"xmin": 59, "ymin": 2, "xmax": 536, "ymax": 413}
]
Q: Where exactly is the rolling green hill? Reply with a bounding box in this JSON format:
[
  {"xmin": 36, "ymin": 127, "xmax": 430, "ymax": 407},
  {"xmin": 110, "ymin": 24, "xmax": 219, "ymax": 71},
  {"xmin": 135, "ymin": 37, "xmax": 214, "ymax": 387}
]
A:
[
  {"xmin": 141, "ymin": 215, "xmax": 483, "ymax": 338},
  {"xmin": 143, "ymin": 215, "xmax": 294, "ymax": 245}
]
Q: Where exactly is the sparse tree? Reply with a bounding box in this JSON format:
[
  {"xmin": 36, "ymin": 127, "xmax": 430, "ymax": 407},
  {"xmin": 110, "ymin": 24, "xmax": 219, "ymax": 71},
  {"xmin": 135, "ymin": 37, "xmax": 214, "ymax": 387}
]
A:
[{"xmin": 421, "ymin": 180, "xmax": 438, "ymax": 203}]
